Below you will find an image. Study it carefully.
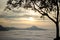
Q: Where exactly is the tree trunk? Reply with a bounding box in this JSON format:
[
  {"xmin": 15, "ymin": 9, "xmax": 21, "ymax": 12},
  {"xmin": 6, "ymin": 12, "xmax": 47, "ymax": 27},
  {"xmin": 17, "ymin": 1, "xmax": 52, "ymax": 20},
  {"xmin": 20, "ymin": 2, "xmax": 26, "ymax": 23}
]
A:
[
  {"xmin": 54, "ymin": 0, "xmax": 60, "ymax": 40},
  {"xmin": 55, "ymin": 22, "xmax": 59, "ymax": 40},
  {"xmin": 54, "ymin": 22, "xmax": 59, "ymax": 40}
]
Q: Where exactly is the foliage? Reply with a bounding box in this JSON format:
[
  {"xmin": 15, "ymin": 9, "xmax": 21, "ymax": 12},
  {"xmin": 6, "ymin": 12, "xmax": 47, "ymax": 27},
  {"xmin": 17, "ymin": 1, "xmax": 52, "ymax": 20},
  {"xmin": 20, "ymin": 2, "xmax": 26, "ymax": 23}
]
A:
[{"xmin": 4, "ymin": 0, "xmax": 60, "ymax": 23}]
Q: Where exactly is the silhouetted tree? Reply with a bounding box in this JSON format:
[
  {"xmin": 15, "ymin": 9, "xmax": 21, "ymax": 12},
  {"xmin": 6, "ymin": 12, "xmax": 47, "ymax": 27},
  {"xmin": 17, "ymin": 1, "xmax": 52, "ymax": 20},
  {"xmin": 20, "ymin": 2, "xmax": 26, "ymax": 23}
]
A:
[{"xmin": 4, "ymin": 0, "xmax": 60, "ymax": 40}]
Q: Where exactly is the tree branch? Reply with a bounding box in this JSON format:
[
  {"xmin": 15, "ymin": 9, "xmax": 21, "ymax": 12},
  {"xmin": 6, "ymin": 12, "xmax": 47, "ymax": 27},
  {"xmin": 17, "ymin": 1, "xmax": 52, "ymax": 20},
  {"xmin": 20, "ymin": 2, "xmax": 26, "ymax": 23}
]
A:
[
  {"xmin": 40, "ymin": 9, "xmax": 56, "ymax": 23},
  {"xmin": 46, "ymin": 14, "xmax": 56, "ymax": 23},
  {"xmin": 34, "ymin": 7, "xmax": 43, "ymax": 15},
  {"xmin": 33, "ymin": 2, "xmax": 56, "ymax": 24},
  {"xmin": 34, "ymin": 5, "xmax": 56, "ymax": 24}
]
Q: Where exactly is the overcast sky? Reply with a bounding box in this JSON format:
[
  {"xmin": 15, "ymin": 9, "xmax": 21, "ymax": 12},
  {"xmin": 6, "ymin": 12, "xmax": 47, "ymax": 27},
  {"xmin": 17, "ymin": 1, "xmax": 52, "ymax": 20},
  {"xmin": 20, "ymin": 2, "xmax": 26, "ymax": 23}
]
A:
[{"xmin": 0, "ymin": 0, "xmax": 56, "ymax": 29}]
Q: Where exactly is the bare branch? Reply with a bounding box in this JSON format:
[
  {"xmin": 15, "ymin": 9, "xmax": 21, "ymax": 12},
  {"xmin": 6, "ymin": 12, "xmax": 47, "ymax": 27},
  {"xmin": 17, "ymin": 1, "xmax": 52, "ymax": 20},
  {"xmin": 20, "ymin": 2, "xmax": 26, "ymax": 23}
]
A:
[
  {"xmin": 46, "ymin": 14, "xmax": 56, "ymax": 23},
  {"xmin": 34, "ymin": 6, "xmax": 56, "ymax": 23},
  {"xmin": 33, "ymin": 7, "xmax": 43, "ymax": 15},
  {"xmin": 40, "ymin": 9, "xmax": 56, "ymax": 23}
]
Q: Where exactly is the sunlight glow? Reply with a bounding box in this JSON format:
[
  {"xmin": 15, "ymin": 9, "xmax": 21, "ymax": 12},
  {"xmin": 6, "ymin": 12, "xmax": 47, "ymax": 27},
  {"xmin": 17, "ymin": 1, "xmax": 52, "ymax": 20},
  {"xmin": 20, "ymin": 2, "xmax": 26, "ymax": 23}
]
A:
[{"xmin": 27, "ymin": 17, "xmax": 34, "ymax": 21}]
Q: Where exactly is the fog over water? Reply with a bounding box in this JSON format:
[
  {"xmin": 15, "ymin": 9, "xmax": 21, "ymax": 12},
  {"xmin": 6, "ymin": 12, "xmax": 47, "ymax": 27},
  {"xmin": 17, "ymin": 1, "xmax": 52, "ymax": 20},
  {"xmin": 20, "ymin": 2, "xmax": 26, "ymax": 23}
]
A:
[{"xmin": 0, "ymin": 29, "xmax": 56, "ymax": 40}]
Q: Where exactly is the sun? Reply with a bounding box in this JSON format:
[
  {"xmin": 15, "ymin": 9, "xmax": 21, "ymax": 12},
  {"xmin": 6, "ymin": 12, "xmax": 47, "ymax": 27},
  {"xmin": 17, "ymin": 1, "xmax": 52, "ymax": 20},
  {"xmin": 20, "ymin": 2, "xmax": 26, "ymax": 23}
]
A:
[{"xmin": 27, "ymin": 17, "xmax": 34, "ymax": 21}]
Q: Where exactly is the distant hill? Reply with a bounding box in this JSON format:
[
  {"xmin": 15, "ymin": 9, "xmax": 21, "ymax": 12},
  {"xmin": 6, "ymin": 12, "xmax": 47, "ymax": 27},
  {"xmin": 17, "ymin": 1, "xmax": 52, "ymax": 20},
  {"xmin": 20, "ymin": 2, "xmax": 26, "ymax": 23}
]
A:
[
  {"xmin": 0, "ymin": 25, "xmax": 47, "ymax": 31},
  {"xmin": 23, "ymin": 26, "xmax": 47, "ymax": 30},
  {"xmin": 0, "ymin": 25, "xmax": 20, "ymax": 31},
  {"xmin": 0, "ymin": 25, "xmax": 8, "ymax": 31},
  {"xmin": 14, "ymin": 26, "xmax": 46, "ymax": 30}
]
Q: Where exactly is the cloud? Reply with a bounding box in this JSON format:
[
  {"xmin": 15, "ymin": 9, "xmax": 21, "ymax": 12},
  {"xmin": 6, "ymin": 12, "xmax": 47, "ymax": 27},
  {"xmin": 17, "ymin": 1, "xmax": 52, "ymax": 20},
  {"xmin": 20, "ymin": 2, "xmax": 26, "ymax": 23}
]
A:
[
  {"xmin": 0, "ymin": 0, "xmax": 8, "ymax": 10},
  {"xmin": 0, "ymin": 8, "xmax": 40, "ymax": 19},
  {"xmin": 0, "ymin": 0, "xmax": 40, "ymax": 19}
]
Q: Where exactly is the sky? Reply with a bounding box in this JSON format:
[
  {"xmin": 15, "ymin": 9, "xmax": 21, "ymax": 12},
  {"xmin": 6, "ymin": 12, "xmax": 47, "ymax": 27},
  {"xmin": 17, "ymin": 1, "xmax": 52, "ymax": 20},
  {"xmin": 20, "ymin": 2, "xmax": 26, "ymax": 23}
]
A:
[{"xmin": 0, "ymin": 0, "xmax": 56, "ymax": 29}]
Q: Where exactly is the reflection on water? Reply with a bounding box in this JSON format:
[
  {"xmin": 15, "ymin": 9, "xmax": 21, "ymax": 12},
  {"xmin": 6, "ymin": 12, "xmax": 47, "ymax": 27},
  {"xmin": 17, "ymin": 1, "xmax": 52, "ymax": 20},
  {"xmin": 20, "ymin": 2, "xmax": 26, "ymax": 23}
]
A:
[{"xmin": 0, "ymin": 29, "xmax": 56, "ymax": 40}]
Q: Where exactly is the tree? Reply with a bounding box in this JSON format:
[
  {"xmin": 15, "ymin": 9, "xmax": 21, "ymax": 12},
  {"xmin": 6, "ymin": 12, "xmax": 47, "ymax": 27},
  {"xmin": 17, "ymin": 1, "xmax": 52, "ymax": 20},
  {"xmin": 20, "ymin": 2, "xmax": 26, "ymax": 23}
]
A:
[{"xmin": 4, "ymin": 0, "xmax": 60, "ymax": 40}]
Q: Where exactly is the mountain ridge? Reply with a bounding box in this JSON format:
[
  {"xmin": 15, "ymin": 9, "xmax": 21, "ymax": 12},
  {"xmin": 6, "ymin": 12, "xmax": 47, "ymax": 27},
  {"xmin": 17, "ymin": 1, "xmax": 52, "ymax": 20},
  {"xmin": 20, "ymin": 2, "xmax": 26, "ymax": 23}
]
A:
[{"xmin": 0, "ymin": 25, "xmax": 47, "ymax": 30}]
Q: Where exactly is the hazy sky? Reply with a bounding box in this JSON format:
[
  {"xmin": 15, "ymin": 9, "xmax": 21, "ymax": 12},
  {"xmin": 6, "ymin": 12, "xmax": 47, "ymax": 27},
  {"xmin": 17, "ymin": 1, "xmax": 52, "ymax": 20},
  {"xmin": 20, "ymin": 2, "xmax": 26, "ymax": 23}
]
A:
[{"xmin": 0, "ymin": 0, "xmax": 56, "ymax": 29}]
